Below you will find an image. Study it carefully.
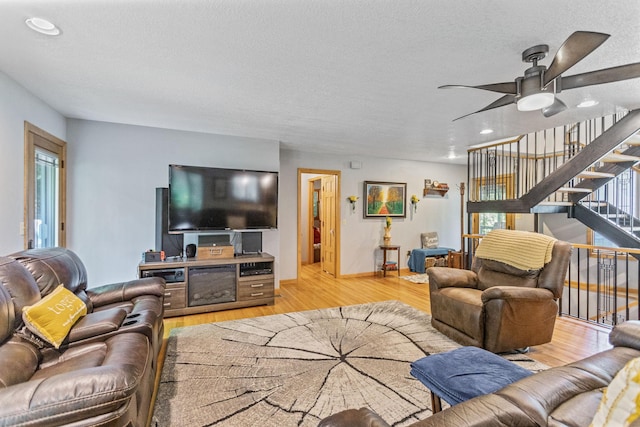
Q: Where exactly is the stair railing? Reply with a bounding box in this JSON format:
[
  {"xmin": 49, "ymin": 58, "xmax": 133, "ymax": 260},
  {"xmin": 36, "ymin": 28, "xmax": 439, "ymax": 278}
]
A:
[
  {"xmin": 579, "ymin": 168, "xmax": 638, "ymax": 237},
  {"xmin": 467, "ymin": 113, "xmax": 628, "ymax": 205}
]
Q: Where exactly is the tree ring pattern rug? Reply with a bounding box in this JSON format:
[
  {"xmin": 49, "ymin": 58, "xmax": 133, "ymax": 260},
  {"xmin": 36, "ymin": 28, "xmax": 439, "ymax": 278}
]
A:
[{"xmin": 152, "ymin": 300, "xmax": 547, "ymax": 426}]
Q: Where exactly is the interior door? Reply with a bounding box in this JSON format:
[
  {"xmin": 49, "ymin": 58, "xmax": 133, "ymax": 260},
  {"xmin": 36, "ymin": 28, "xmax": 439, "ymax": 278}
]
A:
[{"xmin": 321, "ymin": 174, "xmax": 337, "ymax": 276}]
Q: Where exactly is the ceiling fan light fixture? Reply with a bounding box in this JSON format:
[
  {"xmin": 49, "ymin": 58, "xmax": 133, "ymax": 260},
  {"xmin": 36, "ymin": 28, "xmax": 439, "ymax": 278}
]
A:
[
  {"xmin": 25, "ymin": 17, "xmax": 60, "ymax": 36},
  {"xmin": 577, "ymin": 100, "xmax": 599, "ymax": 108},
  {"xmin": 517, "ymin": 92, "xmax": 555, "ymax": 111}
]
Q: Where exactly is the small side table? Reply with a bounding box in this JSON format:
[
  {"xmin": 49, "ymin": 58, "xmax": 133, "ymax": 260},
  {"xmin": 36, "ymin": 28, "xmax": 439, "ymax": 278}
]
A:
[{"xmin": 379, "ymin": 245, "xmax": 400, "ymax": 277}]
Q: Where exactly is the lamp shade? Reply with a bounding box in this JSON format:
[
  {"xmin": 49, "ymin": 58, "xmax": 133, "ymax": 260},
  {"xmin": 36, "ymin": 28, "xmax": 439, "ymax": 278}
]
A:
[{"xmin": 517, "ymin": 92, "xmax": 555, "ymax": 111}]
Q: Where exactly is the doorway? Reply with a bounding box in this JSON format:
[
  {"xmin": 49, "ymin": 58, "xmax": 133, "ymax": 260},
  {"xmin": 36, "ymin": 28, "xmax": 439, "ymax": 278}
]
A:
[{"xmin": 297, "ymin": 169, "xmax": 341, "ymax": 280}]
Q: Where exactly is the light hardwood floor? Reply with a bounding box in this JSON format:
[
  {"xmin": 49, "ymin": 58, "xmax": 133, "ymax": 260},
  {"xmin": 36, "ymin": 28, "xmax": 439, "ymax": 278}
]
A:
[{"xmin": 161, "ymin": 263, "xmax": 614, "ymax": 369}]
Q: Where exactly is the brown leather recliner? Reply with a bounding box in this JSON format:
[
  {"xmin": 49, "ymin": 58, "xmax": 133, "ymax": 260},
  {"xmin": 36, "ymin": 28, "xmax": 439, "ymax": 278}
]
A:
[
  {"xmin": 0, "ymin": 256, "xmax": 158, "ymax": 426},
  {"xmin": 426, "ymin": 235, "xmax": 571, "ymax": 353}
]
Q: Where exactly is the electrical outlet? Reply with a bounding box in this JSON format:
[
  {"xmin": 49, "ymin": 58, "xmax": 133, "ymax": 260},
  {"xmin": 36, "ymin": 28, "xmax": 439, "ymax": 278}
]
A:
[{"xmin": 19, "ymin": 222, "xmax": 25, "ymax": 236}]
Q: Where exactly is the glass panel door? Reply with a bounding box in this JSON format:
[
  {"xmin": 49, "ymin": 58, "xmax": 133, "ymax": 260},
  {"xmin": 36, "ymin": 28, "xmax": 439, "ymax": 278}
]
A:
[{"xmin": 34, "ymin": 148, "xmax": 60, "ymax": 248}]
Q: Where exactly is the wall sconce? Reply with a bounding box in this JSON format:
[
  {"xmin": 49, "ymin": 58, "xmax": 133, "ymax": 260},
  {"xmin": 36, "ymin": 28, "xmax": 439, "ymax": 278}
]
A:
[
  {"xmin": 410, "ymin": 194, "xmax": 420, "ymax": 212},
  {"xmin": 347, "ymin": 195, "xmax": 359, "ymax": 212}
]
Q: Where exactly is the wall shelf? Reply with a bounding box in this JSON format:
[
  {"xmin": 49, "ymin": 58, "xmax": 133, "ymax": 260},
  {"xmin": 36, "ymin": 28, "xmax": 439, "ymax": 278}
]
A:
[{"xmin": 423, "ymin": 182, "xmax": 449, "ymax": 197}]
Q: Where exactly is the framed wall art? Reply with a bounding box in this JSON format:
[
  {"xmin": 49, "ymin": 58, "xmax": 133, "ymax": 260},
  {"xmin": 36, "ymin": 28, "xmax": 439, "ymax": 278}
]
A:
[{"xmin": 363, "ymin": 181, "xmax": 406, "ymax": 218}]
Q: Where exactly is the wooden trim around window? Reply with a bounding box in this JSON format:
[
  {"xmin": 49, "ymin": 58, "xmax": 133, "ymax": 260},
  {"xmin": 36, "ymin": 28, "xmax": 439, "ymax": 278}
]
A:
[{"xmin": 24, "ymin": 121, "xmax": 67, "ymax": 249}]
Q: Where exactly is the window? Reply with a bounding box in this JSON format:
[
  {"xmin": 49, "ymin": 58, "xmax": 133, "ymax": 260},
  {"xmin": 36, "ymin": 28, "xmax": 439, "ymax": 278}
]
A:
[
  {"xmin": 24, "ymin": 122, "xmax": 66, "ymax": 249},
  {"xmin": 472, "ymin": 175, "xmax": 515, "ymax": 234},
  {"xmin": 587, "ymin": 229, "xmax": 617, "ymax": 258}
]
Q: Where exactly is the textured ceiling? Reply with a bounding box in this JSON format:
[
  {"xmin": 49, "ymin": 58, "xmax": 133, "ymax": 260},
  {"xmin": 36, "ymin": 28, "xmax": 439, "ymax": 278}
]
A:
[{"xmin": 1, "ymin": 1, "xmax": 640, "ymax": 164}]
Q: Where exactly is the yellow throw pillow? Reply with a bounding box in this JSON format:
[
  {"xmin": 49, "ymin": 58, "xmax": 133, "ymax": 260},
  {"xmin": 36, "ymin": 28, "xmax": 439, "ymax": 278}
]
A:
[
  {"xmin": 591, "ymin": 357, "xmax": 640, "ymax": 427},
  {"xmin": 22, "ymin": 285, "xmax": 87, "ymax": 349}
]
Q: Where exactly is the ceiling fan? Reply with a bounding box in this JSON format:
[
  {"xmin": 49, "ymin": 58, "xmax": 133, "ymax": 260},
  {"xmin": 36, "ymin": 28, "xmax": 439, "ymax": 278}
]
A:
[{"xmin": 440, "ymin": 31, "xmax": 640, "ymax": 121}]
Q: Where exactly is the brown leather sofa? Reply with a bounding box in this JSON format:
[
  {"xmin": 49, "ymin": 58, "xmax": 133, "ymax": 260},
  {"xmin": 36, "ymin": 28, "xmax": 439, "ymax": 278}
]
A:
[
  {"xmin": 10, "ymin": 247, "xmax": 165, "ymax": 357},
  {"xmin": 427, "ymin": 239, "xmax": 572, "ymax": 353},
  {"xmin": 0, "ymin": 248, "xmax": 165, "ymax": 426},
  {"xmin": 318, "ymin": 320, "xmax": 640, "ymax": 427}
]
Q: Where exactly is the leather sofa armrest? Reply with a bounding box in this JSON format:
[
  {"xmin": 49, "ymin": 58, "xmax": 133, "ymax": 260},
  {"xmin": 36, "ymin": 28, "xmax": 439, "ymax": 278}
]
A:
[
  {"xmin": 86, "ymin": 277, "xmax": 165, "ymax": 308},
  {"xmin": 610, "ymin": 320, "xmax": 640, "ymax": 349},
  {"xmin": 481, "ymin": 286, "xmax": 555, "ymax": 303},
  {"xmin": 318, "ymin": 408, "xmax": 391, "ymax": 427},
  {"xmin": 0, "ymin": 333, "xmax": 149, "ymax": 426},
  {"xmin": 427, "ymin": 267, "xmax": 478, "ymax": 291},
  {"xmin": 67, "ymin": 308, "xmax": 128, "ymax": 343}
]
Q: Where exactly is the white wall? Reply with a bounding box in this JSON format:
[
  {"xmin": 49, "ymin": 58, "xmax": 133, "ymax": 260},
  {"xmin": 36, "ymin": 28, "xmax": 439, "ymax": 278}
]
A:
[
  {"xmin": 2, "ymin": 69, "xmax": 601, "ymax": 291},
  {"xmin": 66, "ymin": 119, "xmax": 280, "ymax": 285},
  {"xmin": 0, "ymin": 71, "xmax": 66, "ymax": 255},
  {"xmin": 280, "ymin": 149, "xmax": 467, "ymax": 279}
]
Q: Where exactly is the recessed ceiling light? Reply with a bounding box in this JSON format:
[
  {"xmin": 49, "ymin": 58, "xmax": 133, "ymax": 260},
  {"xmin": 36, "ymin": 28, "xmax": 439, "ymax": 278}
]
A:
[
  {"xmin": 480, "ymin": 128, "xmax": 493, "ymax": 135},
  {"xmin": 25, "ymin": 17, "xmax": 60, "ymax": 36},
  {"xmin": 577, "ymin": 100, "xmax": 599, "ymax": 108}
]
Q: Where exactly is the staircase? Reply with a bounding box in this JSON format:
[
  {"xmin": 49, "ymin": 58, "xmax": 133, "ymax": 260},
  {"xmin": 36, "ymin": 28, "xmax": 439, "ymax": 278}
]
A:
[{"xmin": 467, "ymin": 109, "xmax": 640, "ymax": 251}]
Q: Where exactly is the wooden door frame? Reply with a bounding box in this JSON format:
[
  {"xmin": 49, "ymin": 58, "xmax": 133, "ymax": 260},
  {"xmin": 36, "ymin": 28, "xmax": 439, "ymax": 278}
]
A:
[
  {"xmin": 24, "ymin": 121, "xmax": 67, "ymax": 249},
  {"xmin": 297, "ymin": 168, "xmax": 341, "ymax": 280}
]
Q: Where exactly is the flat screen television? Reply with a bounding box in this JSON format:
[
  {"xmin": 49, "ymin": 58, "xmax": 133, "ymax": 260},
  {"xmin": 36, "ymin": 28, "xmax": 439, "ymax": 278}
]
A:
[{"xmin": 168, "ymin": 164, "xmax": 278, "ymax": 232}]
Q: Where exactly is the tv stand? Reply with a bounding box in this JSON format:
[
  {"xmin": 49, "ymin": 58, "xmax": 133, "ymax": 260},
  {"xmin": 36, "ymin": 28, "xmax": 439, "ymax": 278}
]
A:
[{"xmin": 138, "ymin": 253, "xmax": 274, "ymax": 318}]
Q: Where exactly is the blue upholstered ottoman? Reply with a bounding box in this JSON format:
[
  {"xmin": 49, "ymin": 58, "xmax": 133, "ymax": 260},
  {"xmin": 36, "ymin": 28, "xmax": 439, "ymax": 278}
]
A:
[{"xmin": 410, "ymin": 346, "xmax": 533, "ymax": 412}]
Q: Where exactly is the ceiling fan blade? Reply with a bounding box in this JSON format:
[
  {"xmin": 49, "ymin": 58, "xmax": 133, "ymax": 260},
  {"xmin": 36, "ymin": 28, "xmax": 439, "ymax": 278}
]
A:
[
  {"xmin": 439, "ymin": 82, "xmax": 517, "ymax": 95},
  {"xmin": 452, "ymin": 95, "xmax": 515, "ymax": 121},
  {"xmin": 561, "ymin": 62, "xmax": 640, "ymax": 90},
  {"xmin": 542, "ymin": 97, "xmax": 567, "ymax": 117},
  {"xmin": 543, "ymin": 31, "xmax": 610, "ymax": 87}
]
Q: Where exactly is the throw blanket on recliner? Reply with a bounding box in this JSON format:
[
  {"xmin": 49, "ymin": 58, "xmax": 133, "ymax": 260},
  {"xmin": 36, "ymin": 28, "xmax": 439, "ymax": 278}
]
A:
[{"xmin": 475, "ymin": 229, "xmax": 556, "ymax": 271}]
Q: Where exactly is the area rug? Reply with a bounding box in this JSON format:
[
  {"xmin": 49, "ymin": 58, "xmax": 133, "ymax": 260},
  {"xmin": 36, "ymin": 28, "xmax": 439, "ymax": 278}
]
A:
[
  {"xmin": 152, "ymin": 300, "xmax": 547, "ymax": 426},
  {"xmin": 401, "ymin": 273, "xmax": 429, "ymax": 284}
]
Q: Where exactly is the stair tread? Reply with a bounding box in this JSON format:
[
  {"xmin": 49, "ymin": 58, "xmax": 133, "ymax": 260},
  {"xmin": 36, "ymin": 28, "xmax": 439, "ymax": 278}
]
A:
[
  {"xmin": 538, "ymin": 201, "xmax": 574, "ymax": 206},
  {"xmin": 577, "ymin": 171, "xmax": 615, "ymax": 179},
  {"xmin": 557, "ymin": 187, "xmax": 593, "ymax": 193},
  {"xmin": 602, "ymin": 153, "xmax": 640, "ymax": 162},
  {"xmin": 626, "ymin": 133, "xmax": 640, "ymax": 145}
]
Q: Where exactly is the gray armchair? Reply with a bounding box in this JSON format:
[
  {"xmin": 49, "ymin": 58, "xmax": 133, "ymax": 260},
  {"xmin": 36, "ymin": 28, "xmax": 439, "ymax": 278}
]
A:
[{"xmin": 427, "ymin": 231, "xmax": 571, "ymax": 353}]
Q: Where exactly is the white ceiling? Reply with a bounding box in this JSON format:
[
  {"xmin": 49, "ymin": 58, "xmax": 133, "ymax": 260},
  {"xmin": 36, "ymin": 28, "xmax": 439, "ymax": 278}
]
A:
[{"xmin": 2, "ymin": 1, "xmax": 640, "ymax": 164}]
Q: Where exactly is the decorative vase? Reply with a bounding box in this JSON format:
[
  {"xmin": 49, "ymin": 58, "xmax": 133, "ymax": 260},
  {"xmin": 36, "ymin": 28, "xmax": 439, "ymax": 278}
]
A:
[{"xmin": 383, "ymin": 227, "xmax": 391, "ymax": 245}]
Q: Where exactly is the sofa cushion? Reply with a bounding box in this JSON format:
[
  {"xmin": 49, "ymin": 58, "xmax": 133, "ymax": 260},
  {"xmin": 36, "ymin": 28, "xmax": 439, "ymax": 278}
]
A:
[
  {"xmin": 591, "ymin": 357, "xmax": 640, "ymax": 426},
  {"xmin": 476, "ymin": 259, "xmax": 540, "ymax": 291},
  {"xmin": 10, "ymin": 248, "xmax": 89, "ymax": 300},
  {"xmin": 0, "ymin": 333, "xmax": 150, "ymax": 427},
  {"xmin": 22, "ymin": 285, "xmax": 87, "ymax": 348},
  {"xmin": 421, "ymin": 232, "xmax": 439, "ymax": 249}
]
